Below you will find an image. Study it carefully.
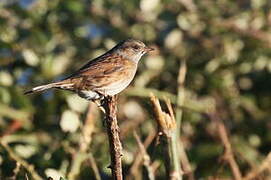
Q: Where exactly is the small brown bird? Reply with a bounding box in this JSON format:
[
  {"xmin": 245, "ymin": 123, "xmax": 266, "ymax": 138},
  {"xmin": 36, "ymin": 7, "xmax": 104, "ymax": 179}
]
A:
[{"xmin": 25, "ymin": 39, "xmax": 153, "ymax": 103}]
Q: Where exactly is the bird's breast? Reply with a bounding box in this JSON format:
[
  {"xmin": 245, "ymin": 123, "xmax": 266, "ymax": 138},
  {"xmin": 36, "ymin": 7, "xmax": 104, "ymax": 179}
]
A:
[{"xmin": 96, "ymin": 62, "xmax": 137, "ymax": 96}]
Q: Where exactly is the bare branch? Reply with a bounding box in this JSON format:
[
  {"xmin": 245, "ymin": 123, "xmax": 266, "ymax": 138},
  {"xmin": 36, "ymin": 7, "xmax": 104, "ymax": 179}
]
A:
[
  {"xmin": 243, "ymin": 152, "xmax": 271, "ymax": 180},
  {"xmin": 209, "ymin": 112, "xmax": 242, "ymax": 180},
  {"xmin": 133, "ymin": 131, "xmax": 155, "ymax": 180},
  {"xmin": 87, "ymin": 153, "xmax": 102, "ymax": 180},
  {"xmin": 127, "ymin": 130, "xmax": 156, "ymax": 180},
  {"xmin": 102, "ymin": 95, "xmax": 123, "ymax": 180},
  {"xmin": 0, "ymin": 140, "xmax": 42, "ymax": 180}
]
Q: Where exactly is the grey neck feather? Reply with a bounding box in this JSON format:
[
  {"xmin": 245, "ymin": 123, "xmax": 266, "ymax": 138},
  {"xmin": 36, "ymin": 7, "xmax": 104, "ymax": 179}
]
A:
[{"xmin": 116, "ymin": 50, "xmax": 145, "ymax": 63}]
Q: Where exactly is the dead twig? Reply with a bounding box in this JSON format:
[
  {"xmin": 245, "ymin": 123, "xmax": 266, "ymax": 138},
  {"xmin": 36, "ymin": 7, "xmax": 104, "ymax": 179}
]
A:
[
  {"xmin": 176, "ymin": 60, "xmax": 194, "ymax": 180},
  {"xmin": 68, "ymin": 152, "xmax": 89, "ymax": 180},
  {"xmin": 133, "ymin": 131, "xmax": 155, "ymax": 180},
  {"xmin": 68, "ymin": 103, "xmax": 101, "ymax": 180},
  {"xmin": 10, "ymin": 162, "xmax": 21, "ymax": 180},
  {"xmin": 87, "ymin": 153, "xmax": 102, "ymax": 180},
  {"xmin": 0, "ymin": 140, "xmax": 42, "ymax": 180},
  {"xmin": 150, "ymin": 94, "xmax": 183, "ymax": 180},
  {"xmin": 127, "ymin": 129, "xmax": 156, "ymax": 180},
  {"xmin": 80, "ymin": 102, "xmax": 98, "ymax": 152},
  {"xmin": 209, "ymin": 111, "xmax": 242, "ymax": 180},
  {"xmin": 101, "ymin": 95, "xmax": 123, "ymax": 180},
  {"xmin": 243, "ymin": 152, "xmax": 271, "ymax": 180},
  {"xmin": 81, "ymin": 103, "xmax": 101, "ymax": 180}
]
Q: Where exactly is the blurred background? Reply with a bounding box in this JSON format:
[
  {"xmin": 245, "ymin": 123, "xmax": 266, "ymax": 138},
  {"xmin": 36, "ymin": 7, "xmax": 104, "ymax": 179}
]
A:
[{"xmin": 0, "ymin": 0, "xmax": 271, "ymax": 179}]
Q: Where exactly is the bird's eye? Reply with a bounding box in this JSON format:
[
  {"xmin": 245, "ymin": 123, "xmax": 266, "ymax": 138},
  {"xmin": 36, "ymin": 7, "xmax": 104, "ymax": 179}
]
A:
[{"xmin": 133, "ymin": 45, "xmax": 140, "ymax": 50}]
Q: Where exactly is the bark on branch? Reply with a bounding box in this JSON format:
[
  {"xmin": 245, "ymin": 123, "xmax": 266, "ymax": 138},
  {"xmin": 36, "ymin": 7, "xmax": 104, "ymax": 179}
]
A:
[{"xmin": 102, "ymin": 95, "xmax": 123, "ymax": 180}]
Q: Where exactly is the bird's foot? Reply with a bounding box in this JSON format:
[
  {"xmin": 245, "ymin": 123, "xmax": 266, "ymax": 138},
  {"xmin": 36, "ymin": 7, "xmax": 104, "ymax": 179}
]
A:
[{"xmin": 93, "ymin": 99, "xmax": 105, "ymax": 113}]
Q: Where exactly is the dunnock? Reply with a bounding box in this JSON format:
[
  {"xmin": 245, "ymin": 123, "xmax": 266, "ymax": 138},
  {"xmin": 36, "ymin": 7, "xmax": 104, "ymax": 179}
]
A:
[{"xmin": 25, "ymin": 39, "xmax": 153, "ymax": 103}]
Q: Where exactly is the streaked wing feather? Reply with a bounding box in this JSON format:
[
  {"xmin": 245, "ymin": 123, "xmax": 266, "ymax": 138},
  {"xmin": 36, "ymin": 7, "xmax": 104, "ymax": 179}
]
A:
[{"xmin": 65, "ymin": 55, "xmax": 136, "ymax": 91}]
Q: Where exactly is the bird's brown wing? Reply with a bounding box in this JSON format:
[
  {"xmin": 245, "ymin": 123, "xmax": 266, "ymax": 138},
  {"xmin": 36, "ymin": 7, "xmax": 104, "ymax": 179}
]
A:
[{"xmin": 65, "ymin": 55, "xmax": 136, "ymax": 91}]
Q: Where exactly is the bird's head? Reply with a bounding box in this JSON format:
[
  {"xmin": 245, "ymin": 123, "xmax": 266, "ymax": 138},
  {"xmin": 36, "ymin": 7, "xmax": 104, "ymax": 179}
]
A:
[{"xmin": 114, "ymin": 39, "xmax": 154, "ymax": 62}]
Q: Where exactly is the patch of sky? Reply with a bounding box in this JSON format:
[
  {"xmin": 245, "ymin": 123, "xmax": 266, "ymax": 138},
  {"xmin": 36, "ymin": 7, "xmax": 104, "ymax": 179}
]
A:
[
  {"xmin": 76, "ymin": 22, "xmax": 109, "ymax": 39},
  {"xmin": 16, "ymin": 68, "xmax": 33, "ymax": 85},
  {"xmin": 42, "ymin": 90, "xmax": 54, "ymax": 100},
  {"xmin": 0, "ymin": 0, "xmax": 36, "ymax": 8},
  {"xmin": 0, "ymin": 48, "xmax": 11, "ymax": 58},
  {"xmin": 18, "ymin": 0, "xmax": 36, "ymax": 9}
]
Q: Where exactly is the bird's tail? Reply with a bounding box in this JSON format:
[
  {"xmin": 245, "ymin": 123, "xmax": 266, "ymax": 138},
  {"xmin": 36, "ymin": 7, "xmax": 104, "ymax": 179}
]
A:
[{"xmin": 24, "ymin": 81, "xmax": 74, "ymax": 95}]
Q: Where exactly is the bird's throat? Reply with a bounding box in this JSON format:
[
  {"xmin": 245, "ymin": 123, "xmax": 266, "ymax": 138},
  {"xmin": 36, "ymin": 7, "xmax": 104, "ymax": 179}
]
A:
[{"xmin": 117, "ymin": 51, "xmax": 144, "ymax": 63}]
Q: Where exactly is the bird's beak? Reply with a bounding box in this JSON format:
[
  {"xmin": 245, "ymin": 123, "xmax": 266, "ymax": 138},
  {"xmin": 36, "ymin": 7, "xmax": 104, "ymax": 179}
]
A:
[{"xmin": 144, "ymin": 46, "xmax": 155, "ymax": 52}]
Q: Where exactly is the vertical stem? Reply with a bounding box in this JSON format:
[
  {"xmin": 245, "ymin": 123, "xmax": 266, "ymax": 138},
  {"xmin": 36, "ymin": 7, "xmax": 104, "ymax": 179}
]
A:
[
  {"xmin": 151, "ymin": 95, "xmax": 182, "ymax": 180},
  {"xmin": 168, "ymin": 131, "xmax": 182, "ymax": 180},
  {"xmin": 176, "ymin": 60, "xmax": 187, "ymax": 131},
  {"xmin": 174, "ymin": 68, "xmax": 185, "ymax": 179},
  {"xmin": 102, "ymin": 96, "xmax": 123, "ymax": 180},
  {"xmin": 175, "ymin": 60, "xmax": 194, "ymax": 179}
]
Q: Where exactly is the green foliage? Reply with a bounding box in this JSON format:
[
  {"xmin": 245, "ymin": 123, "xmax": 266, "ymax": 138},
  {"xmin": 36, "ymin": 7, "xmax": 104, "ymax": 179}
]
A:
[{"xmin": 0, "ymin": 0, "xmax": 271, "ymax": 179}]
